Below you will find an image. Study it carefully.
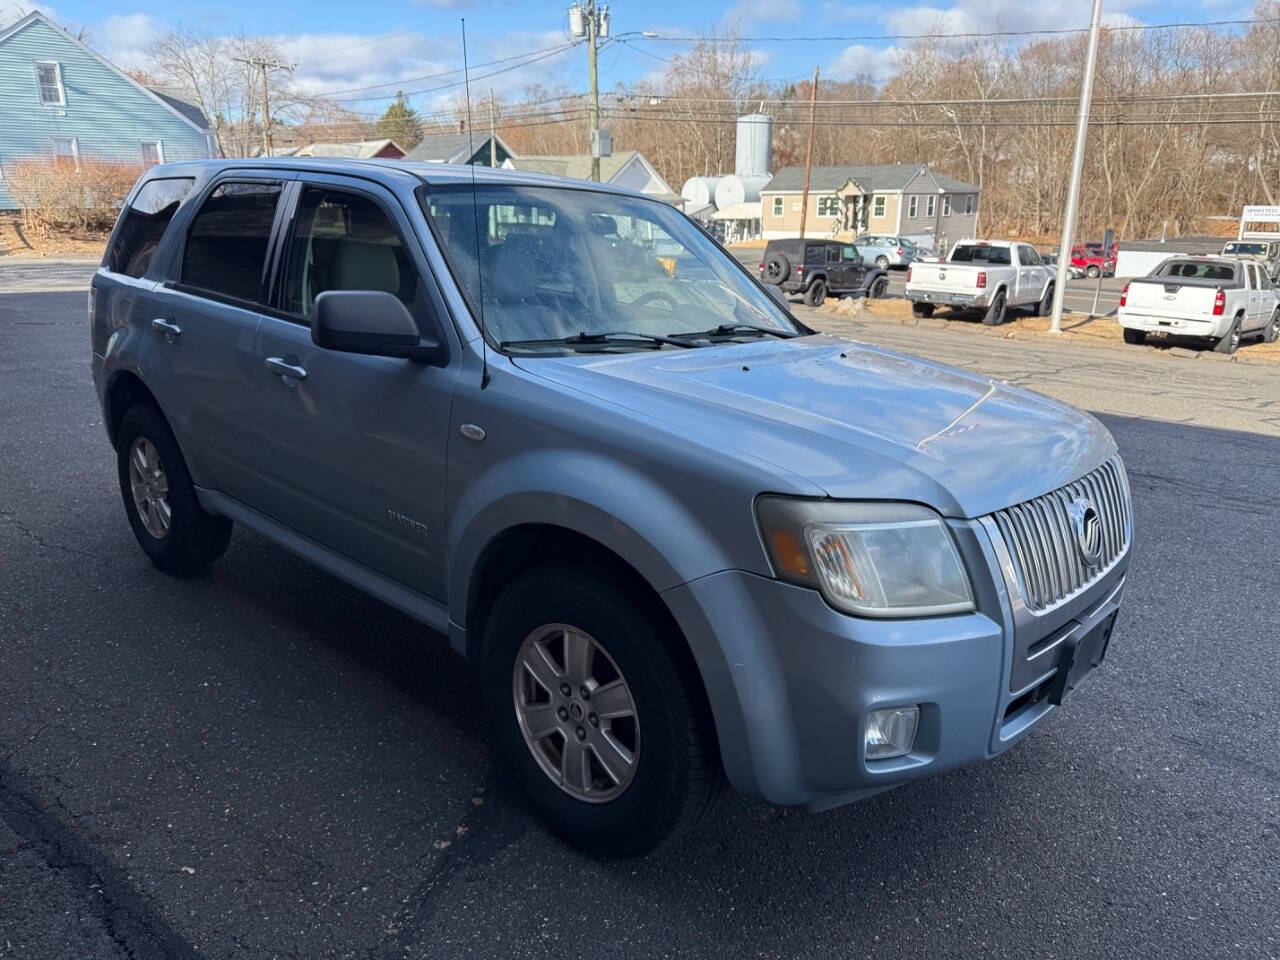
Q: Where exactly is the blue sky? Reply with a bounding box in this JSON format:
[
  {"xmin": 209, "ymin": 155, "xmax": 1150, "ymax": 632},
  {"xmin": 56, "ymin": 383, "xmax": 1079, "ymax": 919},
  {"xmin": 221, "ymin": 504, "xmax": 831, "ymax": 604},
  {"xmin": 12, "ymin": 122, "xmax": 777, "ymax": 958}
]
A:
[{"xmin": 22, "ymin": 0, "xmax": 1255, "ymax": 115}]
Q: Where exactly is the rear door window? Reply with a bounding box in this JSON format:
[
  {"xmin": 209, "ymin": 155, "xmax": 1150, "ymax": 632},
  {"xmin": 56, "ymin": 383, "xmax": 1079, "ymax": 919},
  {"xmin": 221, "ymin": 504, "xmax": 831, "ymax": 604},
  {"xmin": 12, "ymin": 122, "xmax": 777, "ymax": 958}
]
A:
[
  {"xmin": 105, "ymin": 177, "xmax": 194, "ymax": 278},
  {"xmin": 181, "ymin": 181, "xmax": 284, "ymax": 304}
]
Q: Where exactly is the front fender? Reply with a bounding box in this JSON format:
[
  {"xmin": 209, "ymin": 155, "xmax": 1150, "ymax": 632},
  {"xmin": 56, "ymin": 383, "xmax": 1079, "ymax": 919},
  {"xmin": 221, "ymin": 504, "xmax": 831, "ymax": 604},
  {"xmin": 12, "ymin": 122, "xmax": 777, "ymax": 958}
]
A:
[{"xmin": 446, "ymin": 447, "xmax": 753, "ymax": 654}]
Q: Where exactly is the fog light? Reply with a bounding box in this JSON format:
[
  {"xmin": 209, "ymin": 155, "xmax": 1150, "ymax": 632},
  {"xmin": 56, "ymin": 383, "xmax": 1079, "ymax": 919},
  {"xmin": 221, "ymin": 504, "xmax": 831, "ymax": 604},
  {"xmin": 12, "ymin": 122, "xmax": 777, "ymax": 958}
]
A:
[{"xmin": 864, "ymin": 706, "xmax": 919, "ymax": 760}]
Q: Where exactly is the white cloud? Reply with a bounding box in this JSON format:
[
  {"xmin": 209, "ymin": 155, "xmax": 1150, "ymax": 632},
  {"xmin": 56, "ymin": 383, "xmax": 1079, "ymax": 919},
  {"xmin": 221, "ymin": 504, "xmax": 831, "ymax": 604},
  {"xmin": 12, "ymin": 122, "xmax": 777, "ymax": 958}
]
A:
[
  {"xmin": 827, "ymin": 43, "xmax": 901, "ymax": 83},
  {"xmin": 725, "ymin": 0, "xmax": 803, "ymax": 25},
  {"xmin": 880, "ymin": 2, "xmax": 1149, "ymax": 37},
  {"xmin": 97, "ymin": 12, "xmax": 163, "ymax": 70}
]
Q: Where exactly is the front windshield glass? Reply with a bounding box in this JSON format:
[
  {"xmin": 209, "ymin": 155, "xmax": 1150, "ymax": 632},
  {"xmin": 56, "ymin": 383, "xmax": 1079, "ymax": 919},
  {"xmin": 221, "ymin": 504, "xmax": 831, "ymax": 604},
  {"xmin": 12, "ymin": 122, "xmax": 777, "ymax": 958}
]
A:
[{"xmin": 422, "ymin": 184, "xmax": 799, "ymax": 349}]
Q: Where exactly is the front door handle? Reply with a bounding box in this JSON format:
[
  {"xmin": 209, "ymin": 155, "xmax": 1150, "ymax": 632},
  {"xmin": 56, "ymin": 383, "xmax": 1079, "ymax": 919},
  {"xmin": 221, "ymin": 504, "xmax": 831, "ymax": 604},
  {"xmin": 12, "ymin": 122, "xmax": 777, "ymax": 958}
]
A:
[
  {"xmin": 151, "ymin": 318, "xmax": 181, "ymax": 339},
  {"xmin": 266, "ymin": 356, "xmax": 308, "ymax": 381}
]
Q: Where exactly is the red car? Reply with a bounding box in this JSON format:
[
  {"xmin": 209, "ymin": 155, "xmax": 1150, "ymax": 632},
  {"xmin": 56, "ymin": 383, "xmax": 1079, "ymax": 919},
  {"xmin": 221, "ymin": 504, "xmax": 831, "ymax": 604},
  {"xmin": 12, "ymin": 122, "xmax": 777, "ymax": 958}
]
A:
[{"xmin": 1071, "ymin": 244, "xmax": 1116, "ymax": 278}]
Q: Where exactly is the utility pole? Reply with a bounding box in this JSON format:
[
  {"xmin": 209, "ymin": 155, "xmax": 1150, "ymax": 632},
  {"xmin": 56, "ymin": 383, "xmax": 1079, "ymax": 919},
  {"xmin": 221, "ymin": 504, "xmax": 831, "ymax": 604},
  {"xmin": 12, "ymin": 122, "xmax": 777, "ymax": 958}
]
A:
[
  {"xmin": 233, "ymin": 56, "xmax": 291, "ymax": 157},
  {"xmin": 1049, "ymin": 0, "xmax": 1104, "ymax": 333},
  {"xmin": 489, "ymin": 88, "xmax": 497, "ymax": 166},
  {"xmin": 587, "ymin": 0, "xmax": 601, "ymax": 182},
  {"xmin": 798, "ymin": 66, "xmax": 819, "ymax": 240}
]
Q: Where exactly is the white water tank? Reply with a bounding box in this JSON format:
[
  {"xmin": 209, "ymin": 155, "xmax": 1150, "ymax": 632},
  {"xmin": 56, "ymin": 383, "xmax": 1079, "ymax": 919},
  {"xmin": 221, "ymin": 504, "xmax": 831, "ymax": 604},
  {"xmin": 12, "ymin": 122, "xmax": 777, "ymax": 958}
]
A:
[
  {"xmin": 681, "ymin": 176, "xmax": 722, "ymax": 208},
  {"xmin": 734, "ymin": 114, "xmax": 772, "ymax": 178},
  {"xmin": 714, "ymin": 174, "xmax": 771, "ymax": 211}
]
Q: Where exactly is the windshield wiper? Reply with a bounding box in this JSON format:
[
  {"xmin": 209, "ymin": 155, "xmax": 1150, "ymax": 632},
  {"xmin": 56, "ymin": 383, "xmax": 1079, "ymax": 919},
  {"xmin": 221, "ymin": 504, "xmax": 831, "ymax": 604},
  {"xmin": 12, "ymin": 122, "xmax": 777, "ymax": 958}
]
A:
[
  {"xmin": 668, "ymin": 323, "xmax": 797, "ymax": 341},
  {"xmin": 500, "ymin": 330, "xmax": 701, "ymax": 351}
]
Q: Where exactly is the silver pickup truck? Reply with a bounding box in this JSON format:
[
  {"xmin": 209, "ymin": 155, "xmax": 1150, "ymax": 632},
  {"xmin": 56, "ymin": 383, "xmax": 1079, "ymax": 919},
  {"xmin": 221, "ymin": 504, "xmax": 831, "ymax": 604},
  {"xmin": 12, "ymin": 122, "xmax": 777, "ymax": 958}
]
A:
[
  {"xmin": 91, "ymin": 160, "xmax": 1132, "ymax": 857},
  {"xmin": 906, "ymin": 240, "xmax": 1056, "ymax": 326}
]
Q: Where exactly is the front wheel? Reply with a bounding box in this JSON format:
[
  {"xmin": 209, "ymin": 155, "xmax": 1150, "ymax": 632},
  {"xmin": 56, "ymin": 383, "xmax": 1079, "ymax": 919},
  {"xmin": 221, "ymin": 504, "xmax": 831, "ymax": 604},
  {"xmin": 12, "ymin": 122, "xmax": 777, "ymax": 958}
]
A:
[
  {"xmin": 116, "ymin": 404, "xmax": 232, "ymax": 576},
  {"xmin": 481, "ymin": 566, "xmax": 721, "ymax": 857},
  {"xmin": 1123, "ymin": 328, "xmax": 1146, "ymax": 345},
  {"xmin": 1087, "ymin": 265, "xmax": 1101, "ymax": 278},
  {"xmin": 869, "ymin": 276, "xmax": 888, "ymax": 299},
  {"xmin": 981, "ymin": 291, "xmax": 1007, "ymax": 326},
  {"xmin": 803, "ymin": 279, "xmax": 827, "ymax": 306}
]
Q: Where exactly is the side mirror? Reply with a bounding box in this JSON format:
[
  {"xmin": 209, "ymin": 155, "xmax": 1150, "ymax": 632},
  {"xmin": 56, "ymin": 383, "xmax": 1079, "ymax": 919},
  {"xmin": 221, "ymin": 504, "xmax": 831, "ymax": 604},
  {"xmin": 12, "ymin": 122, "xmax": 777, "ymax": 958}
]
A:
[{"xmin": 312, "ymin": 290, "xmax": 446, "ymax": 365}]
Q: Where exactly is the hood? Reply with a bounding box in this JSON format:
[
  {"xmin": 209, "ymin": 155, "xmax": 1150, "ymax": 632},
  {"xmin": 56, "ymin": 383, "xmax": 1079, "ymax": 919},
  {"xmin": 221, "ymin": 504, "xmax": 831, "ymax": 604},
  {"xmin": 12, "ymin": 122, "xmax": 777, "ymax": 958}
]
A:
[{"xmin": 514, "ymin": 334, "xmax": 1115, "ymax": 519}]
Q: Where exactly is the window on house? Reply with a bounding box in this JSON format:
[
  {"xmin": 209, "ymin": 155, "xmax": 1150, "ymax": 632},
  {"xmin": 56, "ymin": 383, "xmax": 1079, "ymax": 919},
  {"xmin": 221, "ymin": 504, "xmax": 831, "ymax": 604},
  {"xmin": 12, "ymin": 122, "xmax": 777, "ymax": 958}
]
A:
[
  {"xmin": 942, "ymin": 195, "xmax": 952, "ymax": 216},
  {"xmin": 926, "ymin": 195, "xmax": 936, "ymax": 218},
  {"xmin": 140, "ymin": 141, "xmax": 164, "ymax": 168},
  {"xmin": 817, "ymin": 195, "xmax": 840, "ymax": 217},
  {"xmin": 872, "ymin": 195, "xmax": 886, "ymax": 218},
  {"xmin": 771, "ymin": 196, "xmax": 783, "ymax": 217},
  {"xmin": 35, "ymin": 61, "xmax": 65, "ymax": 106},
  {"xmin": 181, "ymin": 181, "xmax": 284, "ymax": 304},
  {"xmin": 51, "ymin": 137, "xmax": 79, "ymax": 171},
  {"xmin": 965, "ymin": 194, "xmax": 974, "ymax": 215},
  {"xmin": 908, "ymin": 196, "xmax": 918, "ymax": 218}
]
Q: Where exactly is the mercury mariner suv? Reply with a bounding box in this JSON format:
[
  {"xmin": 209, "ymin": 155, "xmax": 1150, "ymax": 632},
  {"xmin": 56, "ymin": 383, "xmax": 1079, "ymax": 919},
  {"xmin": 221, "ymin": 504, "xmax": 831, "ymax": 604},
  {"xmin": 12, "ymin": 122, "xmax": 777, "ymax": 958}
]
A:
[{"xmin": 91, "ymin": 159, "xmax": 1133, "ymax": 856}]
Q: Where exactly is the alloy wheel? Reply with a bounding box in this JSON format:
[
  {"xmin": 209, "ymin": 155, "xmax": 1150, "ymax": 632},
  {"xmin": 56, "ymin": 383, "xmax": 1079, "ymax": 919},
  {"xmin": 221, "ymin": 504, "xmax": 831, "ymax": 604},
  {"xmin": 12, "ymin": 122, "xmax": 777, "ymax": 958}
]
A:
[
  {"xmin": 512, "ymin": 623, "xmax": 640, "ymax": 803},
  {"xmin": 128, "ymin": 437, "xmax": 170, "ymax": 539}
]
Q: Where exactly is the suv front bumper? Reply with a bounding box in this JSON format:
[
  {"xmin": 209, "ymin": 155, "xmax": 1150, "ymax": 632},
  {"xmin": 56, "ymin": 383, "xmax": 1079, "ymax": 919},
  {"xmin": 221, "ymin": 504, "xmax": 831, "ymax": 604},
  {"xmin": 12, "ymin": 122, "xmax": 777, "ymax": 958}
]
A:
[{"xmin": 662, "ymin": 525, "xmax": 1129, "ymax": 810}]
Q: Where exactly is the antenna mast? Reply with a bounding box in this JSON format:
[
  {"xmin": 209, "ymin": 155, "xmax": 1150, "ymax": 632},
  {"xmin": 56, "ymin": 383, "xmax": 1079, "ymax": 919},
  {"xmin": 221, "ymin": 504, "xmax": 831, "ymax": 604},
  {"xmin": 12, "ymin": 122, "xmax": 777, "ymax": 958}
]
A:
[{"xmin": 460, "ymin": 19, "xmax": 489, "ymax": 389}]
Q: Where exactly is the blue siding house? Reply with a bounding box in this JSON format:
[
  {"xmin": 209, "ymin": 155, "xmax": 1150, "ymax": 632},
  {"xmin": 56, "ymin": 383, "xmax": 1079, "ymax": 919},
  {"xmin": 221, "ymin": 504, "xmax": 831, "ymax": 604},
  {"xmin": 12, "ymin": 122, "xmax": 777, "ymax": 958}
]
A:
[{"xmin": 0, "ymin": 11, "xmax": 214, "ymax": 209}]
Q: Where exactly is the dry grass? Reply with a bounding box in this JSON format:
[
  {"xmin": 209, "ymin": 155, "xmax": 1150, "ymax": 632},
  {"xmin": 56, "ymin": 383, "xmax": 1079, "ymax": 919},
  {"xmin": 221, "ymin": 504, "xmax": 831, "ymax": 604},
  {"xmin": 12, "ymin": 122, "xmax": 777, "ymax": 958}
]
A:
[
  {"xmin": 814, "ymin": 295, "xmax": 1280, "ymax": 366},
  {"xmin": 0, "ymin": 157, "xmax": 135, "ymax": 258}
]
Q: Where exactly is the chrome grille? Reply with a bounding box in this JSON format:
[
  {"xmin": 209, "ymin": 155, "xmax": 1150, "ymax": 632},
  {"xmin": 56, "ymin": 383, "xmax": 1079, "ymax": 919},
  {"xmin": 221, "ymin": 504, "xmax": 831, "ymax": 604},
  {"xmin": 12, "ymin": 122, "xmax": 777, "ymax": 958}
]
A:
[{"xmin": 990, "ymin": 456, "xmax": 1132, "ymax": 613}]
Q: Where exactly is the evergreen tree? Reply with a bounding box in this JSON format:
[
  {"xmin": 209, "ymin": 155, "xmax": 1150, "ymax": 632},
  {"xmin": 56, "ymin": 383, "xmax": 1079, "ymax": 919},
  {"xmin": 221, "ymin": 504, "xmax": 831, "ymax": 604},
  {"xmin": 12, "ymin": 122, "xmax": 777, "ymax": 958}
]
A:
[{"xmin": 377, "ymin": 92, "xmax": 423, "ymax": 149}]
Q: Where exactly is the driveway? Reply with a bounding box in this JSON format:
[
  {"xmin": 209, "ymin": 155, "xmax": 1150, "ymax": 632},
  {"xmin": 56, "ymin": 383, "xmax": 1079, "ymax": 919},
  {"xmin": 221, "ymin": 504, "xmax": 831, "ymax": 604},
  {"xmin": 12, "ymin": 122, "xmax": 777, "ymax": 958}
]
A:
[{"xmin": 2, "ymin": 262, "xmax": 1277, "ymax": 959}]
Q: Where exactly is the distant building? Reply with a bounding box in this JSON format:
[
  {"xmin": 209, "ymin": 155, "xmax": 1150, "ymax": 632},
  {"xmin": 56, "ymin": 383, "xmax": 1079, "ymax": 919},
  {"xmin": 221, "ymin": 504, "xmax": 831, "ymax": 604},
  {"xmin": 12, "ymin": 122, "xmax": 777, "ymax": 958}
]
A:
[
  {"xmin": 0, "ymin": 10, "xmax": 214, "ymax": 208},
  {"xmin": 502, "ymin": 151, "xmax": 681, "ymax": 205},
  {"xmin": 404, "ymin": 130, "xmax": 515, "ymax": 166},
  {"xmin": 760, "ymin": 164, "xmax": 980, "ymax": 248},
  {"xmin": 258, "ymin": 139, "xmax": 406, "ymax": 159}
]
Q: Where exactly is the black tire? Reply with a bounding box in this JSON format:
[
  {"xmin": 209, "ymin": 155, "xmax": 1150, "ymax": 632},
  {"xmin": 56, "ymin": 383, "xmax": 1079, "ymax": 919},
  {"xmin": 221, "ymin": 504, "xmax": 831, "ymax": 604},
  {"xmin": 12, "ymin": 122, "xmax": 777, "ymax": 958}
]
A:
[
  {"xmin": 1264, "ymin": 309, "xmax": 1279, "ymax": 344},
  {"xmin": 803, "ymin": 279, "xmax": 827, "ymax": 307},
  {"xmin": 763, "ymin": 252, "xmax": 791, "ymax": 284},
  {"xmin": 116, "ymin": 404, "xmax": 232, "ymax": 576},
  {"xmin": 1123, "ymin": 328, "xmax": 1146, "ymax": 345},
  {"xmin": 1087, "ymin": 265, "xmax": 1101, "ymax": 278},
  {"xmin": 875, "ymin": 255, "xmax": 890, "ymax": 270},
  {"xmin": 981, "ymin": 290, "xmax": 1007, "ymax": 326},
  {"xmin": 911, "ymin": 301, "xmax": 935, "ymax": 318},
  {"xmin": 1214, "ymin": 316, "xmax": 1241, "ymax": 354},
  {"xmin": 1037, "ymin": 284, "xmax": 1054, "ymax": 317},
  {"xmin": 480, "ymin": 565, "xmax": 721, "ymax": 857},
  {"xmin": 869, "ymin": 276, "xmax": 888, "ymax": 299}
]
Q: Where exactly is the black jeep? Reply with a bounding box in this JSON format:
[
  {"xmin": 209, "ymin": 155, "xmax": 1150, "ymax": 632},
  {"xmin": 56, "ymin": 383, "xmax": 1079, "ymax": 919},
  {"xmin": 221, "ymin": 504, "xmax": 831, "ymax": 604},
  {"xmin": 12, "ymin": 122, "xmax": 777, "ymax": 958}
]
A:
[{"xmin": 758, "ymin": 239, "xmax": 889, "ymax": 306}]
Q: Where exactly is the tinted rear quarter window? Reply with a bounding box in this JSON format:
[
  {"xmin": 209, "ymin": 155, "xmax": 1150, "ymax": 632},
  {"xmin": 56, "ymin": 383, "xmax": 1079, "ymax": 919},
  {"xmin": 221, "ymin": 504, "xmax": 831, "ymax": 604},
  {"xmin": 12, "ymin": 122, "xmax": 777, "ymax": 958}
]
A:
[
  {"xmin": 181, "ymin": 182, "xmax": 283, "ymax": 303},
  {"xmin": 105, "ymin": 177, "xmax": 195, "ymax": 278}
]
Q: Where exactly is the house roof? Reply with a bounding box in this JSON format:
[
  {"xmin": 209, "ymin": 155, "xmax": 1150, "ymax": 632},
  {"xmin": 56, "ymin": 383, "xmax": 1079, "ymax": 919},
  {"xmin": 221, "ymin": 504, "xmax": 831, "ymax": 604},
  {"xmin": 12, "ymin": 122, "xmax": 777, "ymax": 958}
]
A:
[
  {"xmin": 763, "ymin": 164, "xmax": 978, "ymax": 194},
  {"xmin": 405, "ymin": 131, "xmax": 510, "ymax": 163},
  {"xmin": 504, "ymin": 151, "xmax": 640, "ymax": 181},
  {"xmin": 147, "ymin": 88, "xmax": 211, "ymax": 130},
  {"xmin": 0, "ymin": 11, "xmax": 211, "ymax": 135},
  {"xmin": 295, "ymin": 139, "xmax": 404, "ymax": 158}
]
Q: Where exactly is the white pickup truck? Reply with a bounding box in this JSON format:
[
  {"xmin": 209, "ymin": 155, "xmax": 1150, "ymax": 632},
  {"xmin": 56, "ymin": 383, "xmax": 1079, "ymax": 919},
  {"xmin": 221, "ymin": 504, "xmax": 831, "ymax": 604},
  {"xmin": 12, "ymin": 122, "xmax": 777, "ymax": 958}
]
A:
[
  {"xmin": 905, "ymin": 240, "xmax": 1055, "ymax": 326},
  {"xmin": 1117, "ymin": 256, "xmax": 1280, "ymax": 355}
]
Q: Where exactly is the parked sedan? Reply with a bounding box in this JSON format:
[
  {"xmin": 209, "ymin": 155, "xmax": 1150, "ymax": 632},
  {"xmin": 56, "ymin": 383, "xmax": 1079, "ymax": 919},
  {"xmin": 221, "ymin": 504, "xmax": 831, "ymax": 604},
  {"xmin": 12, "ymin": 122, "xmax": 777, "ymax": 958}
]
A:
[{"xmin": 853, "ymin": 235, "xmax": 916, "ymax": 270}]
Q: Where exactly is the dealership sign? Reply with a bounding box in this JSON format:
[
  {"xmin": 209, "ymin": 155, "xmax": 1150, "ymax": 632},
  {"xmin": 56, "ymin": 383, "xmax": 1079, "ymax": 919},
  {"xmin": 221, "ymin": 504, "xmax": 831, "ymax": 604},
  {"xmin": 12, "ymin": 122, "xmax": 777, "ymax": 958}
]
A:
[{"xmin": 1241, "ymin": 205, "xmax": 1280, "ymax": 222}]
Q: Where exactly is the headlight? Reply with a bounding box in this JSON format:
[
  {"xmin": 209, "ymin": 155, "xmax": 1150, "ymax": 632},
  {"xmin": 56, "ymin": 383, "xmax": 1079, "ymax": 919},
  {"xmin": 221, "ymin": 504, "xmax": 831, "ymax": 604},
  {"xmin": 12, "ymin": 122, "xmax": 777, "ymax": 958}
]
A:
[{"xmin": 755, "ymin": 497, "xmax": 974, "ymax": 618}]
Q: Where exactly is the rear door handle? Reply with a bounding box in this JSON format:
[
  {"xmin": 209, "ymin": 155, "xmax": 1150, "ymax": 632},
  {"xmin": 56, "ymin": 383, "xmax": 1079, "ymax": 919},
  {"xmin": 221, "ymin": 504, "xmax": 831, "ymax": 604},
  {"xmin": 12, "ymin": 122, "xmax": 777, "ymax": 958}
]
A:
[
  {"xmin": 265, "ymin": 356, "xmax": 308, "ymax": 381},
  {"xmin": 151, "ymin": 318, "xmax": 181, "ymax": 339}
]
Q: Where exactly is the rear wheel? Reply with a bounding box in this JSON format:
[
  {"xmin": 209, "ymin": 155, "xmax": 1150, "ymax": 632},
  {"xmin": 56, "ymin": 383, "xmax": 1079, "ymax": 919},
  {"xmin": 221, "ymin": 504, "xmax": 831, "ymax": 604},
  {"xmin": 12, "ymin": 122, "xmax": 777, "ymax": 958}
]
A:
[
  {"xmin": 1214, "ymin": 316, "xmax": 1241, "ymax": 354},
  {"xmin": 911, "ymin": 302, "xmax": 934, "ymax": 318},
  {"xmin": 1263, "ymin": 309, "xmax": 1279, "ymax": 344},
  {"xmin": 481, "ymin": 566, "xmax": 721, "ymax": 857},
  {"xmin": 869, "ymin": 276, "xmax": 888, "ymax": 299},
  {"xmin": 981, "ymin": 290, "xmax": 1007, "ymax": 326},
  {"xmin": 1037, "ymin": 284, "xmax": 1054, "ymax": 317},
  {"xmin": 116, "ymin": 404, "xmax": 232, "ymax": 576},
  {"xmin": 875, "ymin": 255, "xmax": 890, "ymax": 270},
  {"xmin": 804, "ymin": 279, "xmax": 827, "ymax": 307},
  {"xmin": 1123, "ymin": 328, "xmax": 1146, "ymax": 345}
]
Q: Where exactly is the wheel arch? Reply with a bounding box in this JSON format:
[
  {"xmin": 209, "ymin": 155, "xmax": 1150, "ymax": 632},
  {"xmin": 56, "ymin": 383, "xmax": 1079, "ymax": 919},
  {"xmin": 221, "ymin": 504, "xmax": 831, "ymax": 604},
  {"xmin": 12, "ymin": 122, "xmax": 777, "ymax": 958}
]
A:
[{"xmin": 104, "ymin": 370, "xmax": 161, "ymax": 449}]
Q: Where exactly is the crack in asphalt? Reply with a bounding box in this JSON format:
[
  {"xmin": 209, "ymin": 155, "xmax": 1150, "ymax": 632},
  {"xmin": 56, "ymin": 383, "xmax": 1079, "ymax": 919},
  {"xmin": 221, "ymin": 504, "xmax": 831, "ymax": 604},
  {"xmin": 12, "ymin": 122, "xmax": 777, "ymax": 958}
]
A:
[
  {"xmin": 0, "ymin": 510, "xmax": 95, "ymax": 559},
  {"xmin": 0, "ymin": 759, "xmax": 201, "ymax": 960}
]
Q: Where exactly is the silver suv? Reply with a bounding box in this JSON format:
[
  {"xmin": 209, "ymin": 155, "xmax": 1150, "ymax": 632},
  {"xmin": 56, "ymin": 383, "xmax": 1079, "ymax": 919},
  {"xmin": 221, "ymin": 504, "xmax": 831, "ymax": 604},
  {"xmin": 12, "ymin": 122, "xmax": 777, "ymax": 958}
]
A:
[{"xmin": 91, "ymin": 159, "xmax": 1132, "ymax": 856}]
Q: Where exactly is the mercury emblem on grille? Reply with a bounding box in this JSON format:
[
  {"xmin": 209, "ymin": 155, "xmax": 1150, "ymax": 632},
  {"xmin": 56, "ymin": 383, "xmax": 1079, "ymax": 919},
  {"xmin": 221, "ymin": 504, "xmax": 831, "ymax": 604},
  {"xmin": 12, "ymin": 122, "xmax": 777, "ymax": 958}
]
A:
[{"xmin": 1069, "ymin": 497, "xmax": 1103, "ymax": 566}]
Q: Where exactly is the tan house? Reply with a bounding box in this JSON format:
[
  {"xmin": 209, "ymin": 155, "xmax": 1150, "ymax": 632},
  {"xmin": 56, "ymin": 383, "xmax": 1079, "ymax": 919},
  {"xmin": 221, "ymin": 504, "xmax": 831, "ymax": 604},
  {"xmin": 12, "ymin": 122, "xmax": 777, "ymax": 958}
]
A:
[{"xmin": 760, "ymin": 164, "xmax": 980, "ymax": 249}]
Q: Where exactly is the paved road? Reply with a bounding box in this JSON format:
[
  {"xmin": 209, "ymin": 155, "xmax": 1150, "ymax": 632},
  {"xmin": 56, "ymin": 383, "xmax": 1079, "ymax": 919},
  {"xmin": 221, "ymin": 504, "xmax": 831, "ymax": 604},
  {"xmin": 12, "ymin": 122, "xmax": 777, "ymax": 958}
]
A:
[
  {"xmin": 2, "ymin": 262, "xmax": 1278, "ymax": 960},
  {"xmin": 731, "ymin": 248, "xmax": 1127, "ymax": 315}
]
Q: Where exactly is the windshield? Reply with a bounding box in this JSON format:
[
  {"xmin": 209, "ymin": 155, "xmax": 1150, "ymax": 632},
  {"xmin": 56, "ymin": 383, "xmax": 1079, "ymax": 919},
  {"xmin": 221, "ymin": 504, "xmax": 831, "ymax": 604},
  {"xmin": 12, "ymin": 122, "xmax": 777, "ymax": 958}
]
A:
[
  {"xmin": 422, "ymin": 184, "xmax": 800, "ymax": 350},
  {"xmin": 950, "ymin": 243, "xmax": 1011, "ymax": 265},
  {"xmin": 1224, "ymin": 242, "xmax": 1269, "ymax": 257}
]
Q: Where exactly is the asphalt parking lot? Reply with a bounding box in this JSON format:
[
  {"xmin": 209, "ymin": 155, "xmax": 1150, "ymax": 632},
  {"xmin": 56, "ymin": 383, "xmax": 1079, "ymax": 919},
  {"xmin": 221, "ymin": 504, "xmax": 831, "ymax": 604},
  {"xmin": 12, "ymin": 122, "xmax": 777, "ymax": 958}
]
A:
[{"xmin": 2, "ymin": 260, "xmax": 1278, "ymax": 960}]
